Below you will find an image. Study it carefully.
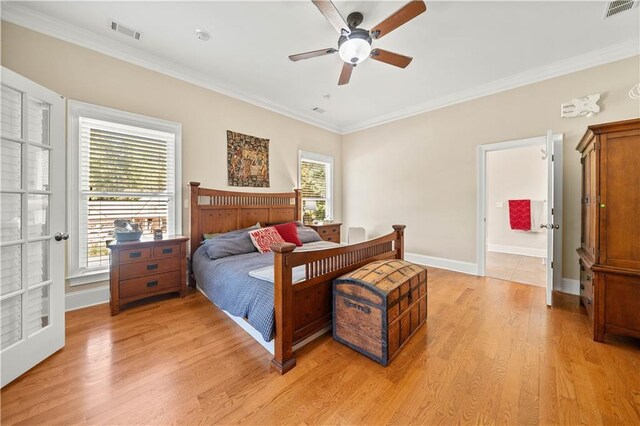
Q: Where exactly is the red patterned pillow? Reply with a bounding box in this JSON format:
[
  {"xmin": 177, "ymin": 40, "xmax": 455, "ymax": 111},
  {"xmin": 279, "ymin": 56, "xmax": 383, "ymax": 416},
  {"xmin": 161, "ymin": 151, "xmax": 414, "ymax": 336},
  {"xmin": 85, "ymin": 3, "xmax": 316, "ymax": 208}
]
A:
[
  {"xmin": 274, "ymin": 222, "xmax": 302, "ymax": 247},
  {"xmin": 249, "ymin": 227, "xmax": 286, "ymax": 253}
]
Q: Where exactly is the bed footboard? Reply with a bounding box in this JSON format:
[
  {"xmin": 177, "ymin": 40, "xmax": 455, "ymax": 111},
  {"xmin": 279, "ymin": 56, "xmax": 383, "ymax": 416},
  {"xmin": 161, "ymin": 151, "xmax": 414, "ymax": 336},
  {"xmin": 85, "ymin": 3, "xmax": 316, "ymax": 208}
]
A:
[{"xmin": 271, "ymin": 225, "xmax": 406, "ymax": 374}]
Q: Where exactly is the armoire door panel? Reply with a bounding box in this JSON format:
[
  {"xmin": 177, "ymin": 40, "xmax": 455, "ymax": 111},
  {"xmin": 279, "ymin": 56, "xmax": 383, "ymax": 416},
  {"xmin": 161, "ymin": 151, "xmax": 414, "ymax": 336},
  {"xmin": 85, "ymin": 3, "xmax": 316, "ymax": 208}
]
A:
[{"xmin": 601, "ymin": 131, "xmax": 640, "ymax": 270}]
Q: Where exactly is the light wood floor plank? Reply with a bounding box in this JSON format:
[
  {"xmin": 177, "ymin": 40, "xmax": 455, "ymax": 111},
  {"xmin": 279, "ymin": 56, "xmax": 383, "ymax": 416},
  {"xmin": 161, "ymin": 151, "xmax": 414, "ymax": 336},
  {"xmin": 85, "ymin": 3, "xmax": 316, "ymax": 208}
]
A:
[{"xmin": 2, "ymin": 268, "xmax": 639, "ymax": 425}]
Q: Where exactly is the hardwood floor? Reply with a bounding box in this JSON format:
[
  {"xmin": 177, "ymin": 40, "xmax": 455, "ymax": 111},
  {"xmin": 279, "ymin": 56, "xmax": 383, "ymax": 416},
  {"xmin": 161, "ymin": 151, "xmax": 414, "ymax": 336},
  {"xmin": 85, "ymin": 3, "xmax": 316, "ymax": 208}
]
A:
[{"xmin": 2, "ymin": 268, "xmax": 639, "ymax": 425}]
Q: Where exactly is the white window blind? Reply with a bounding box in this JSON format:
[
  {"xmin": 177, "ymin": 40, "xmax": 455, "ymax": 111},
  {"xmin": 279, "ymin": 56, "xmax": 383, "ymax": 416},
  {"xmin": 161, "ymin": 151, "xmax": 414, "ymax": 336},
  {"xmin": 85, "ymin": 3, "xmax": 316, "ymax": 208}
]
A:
[
  {"xmin": 299, "ymin": 151, "xmax": 333, "ymax": 223},
  {"xmin": 78, "ymin": 118, "xmax": 176, "ymax": 271}
]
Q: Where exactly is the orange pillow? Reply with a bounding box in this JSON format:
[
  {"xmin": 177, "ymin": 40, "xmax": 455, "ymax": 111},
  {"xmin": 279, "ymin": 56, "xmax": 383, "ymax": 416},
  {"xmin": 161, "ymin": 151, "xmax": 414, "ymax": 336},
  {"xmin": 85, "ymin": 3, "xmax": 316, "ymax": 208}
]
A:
[{"xmin": 248, "ymin": 227, "xmax": 286, "ymax": 253}]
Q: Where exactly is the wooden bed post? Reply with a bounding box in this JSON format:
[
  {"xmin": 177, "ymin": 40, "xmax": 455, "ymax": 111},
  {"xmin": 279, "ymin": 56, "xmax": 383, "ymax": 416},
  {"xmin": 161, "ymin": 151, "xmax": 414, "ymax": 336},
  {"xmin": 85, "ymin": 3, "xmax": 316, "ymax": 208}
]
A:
[
  {"xmin": 189, "ymin": 182, "xmax": 201, "ymax": 287},
  {"xmin": 294, "ymin": 189, "xmax": 302, "ymax": 222},
  {"xmin": 393, "ymin": 225, "xmax": 406, "ymax": 260},
  {"xmin": 271, "ymin": 242, "xmax": 297, "ymax": 374}
]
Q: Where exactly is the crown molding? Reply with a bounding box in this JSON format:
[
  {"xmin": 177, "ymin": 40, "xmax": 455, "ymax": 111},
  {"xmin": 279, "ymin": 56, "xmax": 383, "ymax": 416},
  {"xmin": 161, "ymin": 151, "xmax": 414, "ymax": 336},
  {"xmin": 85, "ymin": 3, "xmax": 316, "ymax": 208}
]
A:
[
  {"xmin": 3, "ymin": 2, "xmax": 638, "ymax": 136},
  {"xmin": 342, "ymin": 40, "xmax": 640, "ymax": 134},
  {"xmin": 1, "ymin": 2, "xmax": 342, "ymax": 134}
]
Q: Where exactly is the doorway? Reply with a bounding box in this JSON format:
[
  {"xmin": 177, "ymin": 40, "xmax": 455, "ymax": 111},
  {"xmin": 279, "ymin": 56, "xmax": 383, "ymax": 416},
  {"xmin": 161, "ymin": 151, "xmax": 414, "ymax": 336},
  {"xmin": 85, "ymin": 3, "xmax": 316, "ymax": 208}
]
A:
[
  {"xmin": 477, "ymin": 133, "xmax": 563, "ymax": 306},
  {"xmin": 485, "ymin": 144, "xmax": 548, "ymax": 287}
]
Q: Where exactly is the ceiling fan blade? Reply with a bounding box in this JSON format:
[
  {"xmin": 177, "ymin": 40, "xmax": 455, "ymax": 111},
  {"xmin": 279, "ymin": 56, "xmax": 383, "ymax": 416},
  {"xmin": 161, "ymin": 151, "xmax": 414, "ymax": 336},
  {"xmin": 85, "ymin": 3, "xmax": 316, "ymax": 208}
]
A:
[
  {"xmin": 289, "ymin": 48, "xmax": 337, "ymax": 62},
  {"xmin": 370, "ymin": 49, "xmax": 413, "ymax": 68},
  {"xmin": 371, "ymin": 0, "xmax": 426, "ymax": 40},
  {"xmin": 312, "ymin": 0, "xmax": 351, "ymax": 35},
  {"xmin": 338, "ymin": 63, "xmax": 354, "ymax": 85}
]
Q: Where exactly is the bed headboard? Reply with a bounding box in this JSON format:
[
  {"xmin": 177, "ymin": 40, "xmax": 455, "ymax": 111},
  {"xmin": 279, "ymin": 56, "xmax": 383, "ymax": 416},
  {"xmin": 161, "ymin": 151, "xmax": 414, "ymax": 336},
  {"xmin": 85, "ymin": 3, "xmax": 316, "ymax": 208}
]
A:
[{"xmin": 188, "ymin": 182, "xmax": 301, "ymax": 258}]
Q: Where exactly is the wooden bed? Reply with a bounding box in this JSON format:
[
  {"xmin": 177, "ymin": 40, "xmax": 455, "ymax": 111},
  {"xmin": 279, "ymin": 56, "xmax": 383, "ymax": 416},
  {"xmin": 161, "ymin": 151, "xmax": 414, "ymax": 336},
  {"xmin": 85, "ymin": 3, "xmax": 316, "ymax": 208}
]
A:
[{"xmin": 189, "ymin": 182, "xmax": 405, "ymax": 374}]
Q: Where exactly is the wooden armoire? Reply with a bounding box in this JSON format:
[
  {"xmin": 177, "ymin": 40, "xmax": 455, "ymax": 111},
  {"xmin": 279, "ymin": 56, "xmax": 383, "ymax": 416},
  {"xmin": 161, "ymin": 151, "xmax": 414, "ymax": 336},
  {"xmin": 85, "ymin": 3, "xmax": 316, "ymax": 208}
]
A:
[{"xmin": 577, "ymin": 118, "xmax": 640, "ymax": 342}]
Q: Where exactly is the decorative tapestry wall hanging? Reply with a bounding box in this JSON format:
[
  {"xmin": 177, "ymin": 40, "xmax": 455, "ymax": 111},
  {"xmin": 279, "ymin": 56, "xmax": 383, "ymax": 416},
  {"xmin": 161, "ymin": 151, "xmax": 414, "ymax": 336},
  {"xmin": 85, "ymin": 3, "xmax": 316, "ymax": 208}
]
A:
[{"xmin": 227, "ymin": 130, "xmax": 270, "ymax": 187}]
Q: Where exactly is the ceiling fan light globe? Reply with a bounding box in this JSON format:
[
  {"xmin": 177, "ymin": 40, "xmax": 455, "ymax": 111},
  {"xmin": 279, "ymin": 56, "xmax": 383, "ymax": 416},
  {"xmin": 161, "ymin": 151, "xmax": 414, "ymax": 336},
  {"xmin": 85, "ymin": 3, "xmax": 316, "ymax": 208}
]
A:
[{"xmin": 338, "ymin": 38, "xmax": 371, "ymax": 64}]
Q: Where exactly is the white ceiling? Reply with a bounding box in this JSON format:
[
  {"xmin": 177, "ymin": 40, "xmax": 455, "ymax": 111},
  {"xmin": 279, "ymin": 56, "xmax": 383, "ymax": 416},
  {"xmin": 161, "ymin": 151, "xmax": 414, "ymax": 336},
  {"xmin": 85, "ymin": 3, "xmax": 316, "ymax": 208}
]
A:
[{"xmin": 5, "ymin": 1, "xmax": 639, "ymax": 133}]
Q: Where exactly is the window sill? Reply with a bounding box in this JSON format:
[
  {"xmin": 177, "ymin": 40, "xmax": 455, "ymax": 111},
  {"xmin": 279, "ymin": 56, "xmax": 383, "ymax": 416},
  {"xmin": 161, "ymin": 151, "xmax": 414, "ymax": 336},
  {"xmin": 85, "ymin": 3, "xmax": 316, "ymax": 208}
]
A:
[{"xmin": 67, "ymin": 270, "xmax": 110, "ymax": 287}]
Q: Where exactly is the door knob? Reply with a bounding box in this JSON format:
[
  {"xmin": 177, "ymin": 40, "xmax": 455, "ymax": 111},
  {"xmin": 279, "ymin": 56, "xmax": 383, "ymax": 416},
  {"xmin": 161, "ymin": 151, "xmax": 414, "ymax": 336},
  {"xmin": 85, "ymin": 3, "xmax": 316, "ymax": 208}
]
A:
[
  {"xmin": 54, "ymin": 232, "xmax": 69, "ymax": 241},
  {"xmin": 539, "ymin": 224, "xmax": 560, "ymax": 230}
]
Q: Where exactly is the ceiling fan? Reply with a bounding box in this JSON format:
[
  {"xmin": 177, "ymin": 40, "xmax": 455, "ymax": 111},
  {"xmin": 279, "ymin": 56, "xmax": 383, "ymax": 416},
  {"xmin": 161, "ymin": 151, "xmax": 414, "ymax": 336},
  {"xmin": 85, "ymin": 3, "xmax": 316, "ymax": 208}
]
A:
[{"xmin": 289, "ymin": 0, "xmax": 427, "ymax": 86}]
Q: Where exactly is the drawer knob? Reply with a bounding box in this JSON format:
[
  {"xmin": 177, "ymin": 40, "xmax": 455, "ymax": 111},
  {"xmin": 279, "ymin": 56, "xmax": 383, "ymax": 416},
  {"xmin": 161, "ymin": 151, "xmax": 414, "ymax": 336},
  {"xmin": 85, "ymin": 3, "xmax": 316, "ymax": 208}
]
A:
[
  {"xmin": 147, "ymin": 280, "xmax": 158, "ymax": 288},
  {"xmin": 580, "ymin": 284, "xmax": 585, "ymax": 290},
  {"xmin": 162, "ymin": 247, "xmax": 173, "ymax": 254},
  {"xmin": 129, "ymin": 251, "xmax": 142, "ymax": 258},
  {"xmin": 147, "ymin": 264, "xmax": 158, "ymax": 270}
]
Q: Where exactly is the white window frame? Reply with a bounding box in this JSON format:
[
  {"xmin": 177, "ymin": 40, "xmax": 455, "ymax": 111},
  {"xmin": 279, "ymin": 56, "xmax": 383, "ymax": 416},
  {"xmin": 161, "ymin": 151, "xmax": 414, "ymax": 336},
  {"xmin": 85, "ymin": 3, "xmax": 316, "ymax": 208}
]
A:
[
  {"xmin": 67, "ymin": 101, "xmax": 182, "ymax": 286},
  {"xmin": 298, "ymin": 150, "xmax": 334, "ymax": 220}
]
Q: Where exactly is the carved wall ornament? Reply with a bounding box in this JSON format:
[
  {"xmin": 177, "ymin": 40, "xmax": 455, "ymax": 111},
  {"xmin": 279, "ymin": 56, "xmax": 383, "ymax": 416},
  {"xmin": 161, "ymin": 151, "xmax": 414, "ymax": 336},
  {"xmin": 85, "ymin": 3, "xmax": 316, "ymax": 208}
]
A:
[{"xmin": 560, "ymin": 93, "xmax": 601, "ymax": 118}]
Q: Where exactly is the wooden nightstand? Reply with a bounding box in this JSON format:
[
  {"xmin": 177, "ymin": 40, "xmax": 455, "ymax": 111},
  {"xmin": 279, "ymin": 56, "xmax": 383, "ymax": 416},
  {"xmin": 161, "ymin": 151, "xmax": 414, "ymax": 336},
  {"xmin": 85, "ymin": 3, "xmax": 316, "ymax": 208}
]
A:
[
  {"xmin": 107, "ymin": 235, "xmax": 189, "ymax": 315},
  {"xmin": 308, "ymin": 223, "xmax": 342, "ymax": 243}
]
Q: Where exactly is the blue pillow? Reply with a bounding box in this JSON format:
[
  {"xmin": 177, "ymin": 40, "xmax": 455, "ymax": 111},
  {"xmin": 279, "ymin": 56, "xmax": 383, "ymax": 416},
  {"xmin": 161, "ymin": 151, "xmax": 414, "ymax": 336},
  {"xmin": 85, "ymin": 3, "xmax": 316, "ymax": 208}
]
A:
[
  {"xmin": 205, "ymin": 233, "xmax": 258, "ymax": 260},
  {"xmin": 203, "ymin": 224, "xmax": 260, "ymax": 260},
  {"xmin": 296, "ymin": 225, "xmax": 322, "ymax": 244}
]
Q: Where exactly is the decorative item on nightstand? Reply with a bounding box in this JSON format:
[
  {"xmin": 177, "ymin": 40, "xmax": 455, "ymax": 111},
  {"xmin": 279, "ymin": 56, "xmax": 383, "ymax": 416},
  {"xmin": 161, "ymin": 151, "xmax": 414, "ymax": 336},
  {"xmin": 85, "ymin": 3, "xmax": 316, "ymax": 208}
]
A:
[
  {"xmin": 113, "ymin": 219, "xmax": 142, "ymax": 242},
  {"xmin": 107, "ymin": 235, "xmax": 189, "ymax": 315},
  {"xmin": 308, "ymin": 222, "xmax": 342, "ymax": 243},
  {"xmin": 304, "ymin": 200, "xmax": 317, "ymax": 225}
]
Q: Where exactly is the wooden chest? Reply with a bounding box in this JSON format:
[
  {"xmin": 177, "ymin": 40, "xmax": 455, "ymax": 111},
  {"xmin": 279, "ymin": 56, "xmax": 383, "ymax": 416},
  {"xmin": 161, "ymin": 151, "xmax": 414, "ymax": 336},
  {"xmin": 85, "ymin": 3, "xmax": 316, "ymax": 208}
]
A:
[{"xmin": 333, "ymin": 259, "xmax": 427, "ymax": 366}]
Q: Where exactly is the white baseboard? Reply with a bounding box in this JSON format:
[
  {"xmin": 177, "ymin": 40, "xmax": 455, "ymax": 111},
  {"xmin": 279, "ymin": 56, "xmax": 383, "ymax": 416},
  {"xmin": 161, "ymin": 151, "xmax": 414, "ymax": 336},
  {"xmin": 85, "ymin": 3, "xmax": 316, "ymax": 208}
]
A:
[
  {"xmin": 559, "ymin": 278, "xmax": 580, "ymax": 296},
  {"xmin": 65, "ymin": 285, "xmax": 110, "ymax": 312},
  {"xmin": 405, "ymin": 252, "xmax": 478, "ymax": 275},
  {"xmin": 487, "ymin": 244, "xmax": 546, "ymax": 258}
]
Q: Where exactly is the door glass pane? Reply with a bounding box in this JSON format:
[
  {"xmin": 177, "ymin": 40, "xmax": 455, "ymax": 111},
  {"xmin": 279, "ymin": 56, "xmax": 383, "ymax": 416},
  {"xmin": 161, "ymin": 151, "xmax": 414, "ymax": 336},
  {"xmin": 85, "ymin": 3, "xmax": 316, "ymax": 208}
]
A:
[
  {"xmin": 27, "ymin": 194, "xmax": 49, "ymax": 239},
  {"xmin": 1, "ymin": 86, "xmax": 22, "ymax": 139},
  {"xmin": 1, "ymin": 244, "xmax": 22, "ymax": 295},
  {"xmin": 0, "ymin": 139, "xmax": 22, "ymax": 190},
  {"xmin": 27, "ymin": 97, "xmax": 50, "ymax": 145},
  {"xmin": 27, "ymin": 145, "xmax": 49, "ymax": 191},
  {"xmin": 27, "ymin": 286, "xmax": 49, "ymax": 336},
  {"xmin": 1, "ymin": 295, "xmax": 22, "ymax": 349},
  {"xmin": 0, "ymin": 193, "xmax": 21, "ymax": 242},
  {"xmin": 28, "ymin": 241, "xmax": 48, "ymax": 286}
]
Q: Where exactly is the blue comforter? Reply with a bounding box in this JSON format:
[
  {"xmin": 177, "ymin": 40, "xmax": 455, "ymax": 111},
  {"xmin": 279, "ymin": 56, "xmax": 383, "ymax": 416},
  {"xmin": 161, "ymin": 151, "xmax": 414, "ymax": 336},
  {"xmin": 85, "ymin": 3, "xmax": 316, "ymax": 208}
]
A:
[{"xmin": 192, "ymin": 245, "xmax": 277, "ymax": 341}]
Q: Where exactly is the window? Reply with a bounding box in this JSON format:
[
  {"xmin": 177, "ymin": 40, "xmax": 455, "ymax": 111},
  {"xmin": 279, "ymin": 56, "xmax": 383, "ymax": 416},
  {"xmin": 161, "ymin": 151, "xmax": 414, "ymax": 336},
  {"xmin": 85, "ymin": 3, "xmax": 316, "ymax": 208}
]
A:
[
  {"xmin": 68, "ymin": 101, "xmax": 181, "ymax": 285},
  {"xmin": 298, "ymin": 151, "xmax": 333, "ymax": 223}
]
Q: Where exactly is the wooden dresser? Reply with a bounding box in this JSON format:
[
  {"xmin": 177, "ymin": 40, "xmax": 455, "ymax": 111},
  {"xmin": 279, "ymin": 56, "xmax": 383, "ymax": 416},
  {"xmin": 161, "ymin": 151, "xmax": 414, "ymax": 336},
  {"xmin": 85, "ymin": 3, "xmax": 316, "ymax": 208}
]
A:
[
  {"xmin": 108, "ymin": 236, "xmax": 189, "ymax": 315},
  {"xmin": 308, "ymin": 222, "xmax": 342, "ymax": 242},
  {"xmin": 576, "ymin": 118, "xmax": 640, "ymax": 341}
]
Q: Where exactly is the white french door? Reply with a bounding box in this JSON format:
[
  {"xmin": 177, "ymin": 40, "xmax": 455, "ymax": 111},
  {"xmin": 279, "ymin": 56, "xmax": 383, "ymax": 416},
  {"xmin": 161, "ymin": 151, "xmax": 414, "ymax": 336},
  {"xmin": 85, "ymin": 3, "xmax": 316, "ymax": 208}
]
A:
[{"xmin": 1, "ymin": 68, "xmax": 66, "ymax": 387}]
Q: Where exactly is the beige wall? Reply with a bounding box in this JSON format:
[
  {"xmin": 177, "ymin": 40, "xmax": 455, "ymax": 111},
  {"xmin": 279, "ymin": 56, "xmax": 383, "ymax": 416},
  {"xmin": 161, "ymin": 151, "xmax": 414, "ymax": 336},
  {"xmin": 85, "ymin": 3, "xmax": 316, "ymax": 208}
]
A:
[
  {"xmin": 1, "ymin": 22, "xmax": 343, "ymax": 293},
  {"xmin": 3, "ymin": 21, "xmax": 638, "ymax": 290},
  {"xmin": 342, "ymin": 56, "xmax": 640, "ymax": 280},
  {"xmin": 486, "ymin": 145, "xmax": 547, "ymax": 254}
]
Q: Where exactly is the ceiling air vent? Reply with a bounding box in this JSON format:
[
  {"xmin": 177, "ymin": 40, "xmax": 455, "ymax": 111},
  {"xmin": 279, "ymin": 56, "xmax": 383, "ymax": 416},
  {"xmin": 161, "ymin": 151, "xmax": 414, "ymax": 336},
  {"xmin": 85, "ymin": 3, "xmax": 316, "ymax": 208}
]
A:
[
  {"xmin": 603, "ymin": 1, "xmax": 638, "ymax": 18},
  {"xmin": 109, "ymin": 20, "xmax": 142, "ymax": 40}
]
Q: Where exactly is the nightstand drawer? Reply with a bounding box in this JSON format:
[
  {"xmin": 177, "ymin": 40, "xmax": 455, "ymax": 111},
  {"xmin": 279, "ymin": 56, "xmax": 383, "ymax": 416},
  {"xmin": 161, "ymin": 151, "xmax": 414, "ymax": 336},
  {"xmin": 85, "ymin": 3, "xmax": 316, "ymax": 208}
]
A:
[
  {"xmin": 119, "ymin": 247, "xmax": 151, "ymax": 263},
  {"xmin": 119, "ymin": 271, "xmax": 181, "ymax": 300},
  {"xmin": 319, "ymin": 226, "xmax": 339, "ymax": 235},
  {"xmin": 152, "ymin": 243, "xmax": 180, "ymax": 259},
  {"xmin": 119, "ymin": 256, "xmax": 181, "ymax": 280}
]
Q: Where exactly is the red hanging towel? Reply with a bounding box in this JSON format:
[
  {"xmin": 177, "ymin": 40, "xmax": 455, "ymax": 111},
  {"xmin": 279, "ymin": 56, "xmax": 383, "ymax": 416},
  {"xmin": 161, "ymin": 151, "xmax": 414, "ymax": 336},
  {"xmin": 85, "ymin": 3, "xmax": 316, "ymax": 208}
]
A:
[{"xmin": 508, "ymin": 199, "xmax": 531, "ymax": 231}]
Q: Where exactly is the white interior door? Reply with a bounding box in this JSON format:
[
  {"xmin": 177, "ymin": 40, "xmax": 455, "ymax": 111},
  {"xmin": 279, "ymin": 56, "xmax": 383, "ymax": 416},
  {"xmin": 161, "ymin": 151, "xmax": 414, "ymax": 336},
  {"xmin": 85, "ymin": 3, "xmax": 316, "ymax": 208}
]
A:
[
  {"xmin": 544, "ymin": 131, "xmax": 563, "ymax": 306},
  {"xmin": 1, "ymin": 68, "xmax": 66, "ymax": 387}
]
